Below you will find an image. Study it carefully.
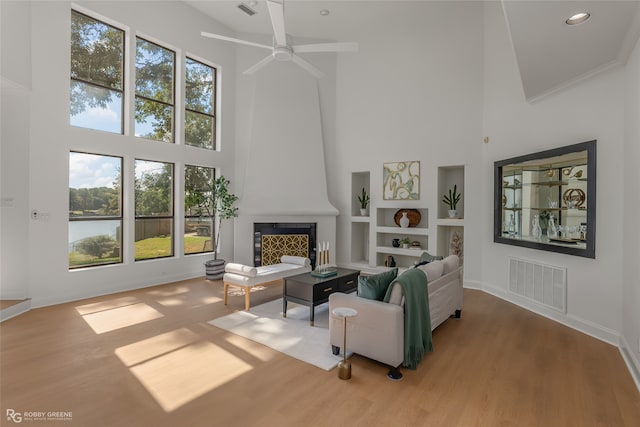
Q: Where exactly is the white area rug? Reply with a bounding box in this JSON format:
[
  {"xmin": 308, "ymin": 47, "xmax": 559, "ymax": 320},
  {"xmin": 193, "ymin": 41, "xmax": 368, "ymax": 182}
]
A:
[{"xmin": 209, "ymin": 299, "xmax": 345, "ymax": 371}]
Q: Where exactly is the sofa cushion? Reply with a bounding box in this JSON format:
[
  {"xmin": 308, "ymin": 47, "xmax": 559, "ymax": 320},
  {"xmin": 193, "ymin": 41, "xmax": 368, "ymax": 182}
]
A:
[
  {"xmin": 442, "ymin": 255, "xmax": 459, "ymax": 275},
  {"xmin": 358, "ymin": 268, "xmax": 398, "ymax": 301},
  {"xmin": 418, "ymin": 260, "xmax": 444, "ymax": 282}
]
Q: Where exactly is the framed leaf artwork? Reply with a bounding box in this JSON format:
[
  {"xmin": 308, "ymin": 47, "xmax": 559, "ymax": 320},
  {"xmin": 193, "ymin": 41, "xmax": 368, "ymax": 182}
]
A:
[{"xmin": 383, "ymin": 161, "xmax": 420, "ymax": 200}]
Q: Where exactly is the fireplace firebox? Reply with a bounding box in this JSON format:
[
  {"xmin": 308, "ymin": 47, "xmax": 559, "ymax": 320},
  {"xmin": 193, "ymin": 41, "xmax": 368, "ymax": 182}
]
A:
[{"xmin": 254, "ymin": 223, "xmax": 317, "ymax": 269}]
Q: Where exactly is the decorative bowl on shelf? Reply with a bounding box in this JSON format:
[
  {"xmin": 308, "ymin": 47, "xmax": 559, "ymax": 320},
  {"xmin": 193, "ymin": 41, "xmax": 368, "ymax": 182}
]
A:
[
  {"xmin": 562, "ymin": 188, "xmax": 585, "ymax": 208},
  {"xmin": 393, "ymin": 209, "xmax": 421, "ymax": 227}
]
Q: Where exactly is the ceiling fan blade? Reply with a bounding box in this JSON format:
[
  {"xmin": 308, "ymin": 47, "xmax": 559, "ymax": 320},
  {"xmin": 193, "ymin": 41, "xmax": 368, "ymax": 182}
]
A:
[
  {"xmin": 201, "ymin": 32, "xmax": 272, "ymax": 50},
  {"xmin": 243, "ymin": 55, "xmax": 276, "ymax": 75},
  {"xmin": 291, "ymin": 54, "xmax": 325, "ymax": 79},
  {"xmin": 266, "ymin": 0, "xmax": 287, "ymax": 46},
  {"xmin": 293, "ymin": 42, "xmax": 359, "ymax": 54}
]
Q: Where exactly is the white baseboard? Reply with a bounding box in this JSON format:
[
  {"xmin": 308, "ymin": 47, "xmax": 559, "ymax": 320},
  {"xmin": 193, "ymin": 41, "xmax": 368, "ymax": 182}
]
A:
[
  {"xmin": 619, "ymin": 335, "xmax": 640, "ymax": 394},
  {"xmin": 0, "ymin": 299, "xmax": 32, "ymax": 322},
  {"xmin": 463, "ymin": 279, "xmax": 483, "ymax": 290}
]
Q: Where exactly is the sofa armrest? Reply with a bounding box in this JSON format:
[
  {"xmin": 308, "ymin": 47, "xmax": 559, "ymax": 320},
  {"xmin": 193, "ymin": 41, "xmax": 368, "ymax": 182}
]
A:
[{"xmin": 329, "ymin": 292, "xmax": 404, "ymax": 367}]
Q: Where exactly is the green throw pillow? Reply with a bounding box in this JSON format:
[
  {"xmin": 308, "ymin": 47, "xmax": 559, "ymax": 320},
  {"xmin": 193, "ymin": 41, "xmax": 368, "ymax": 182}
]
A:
[
  {"xmin": 417, "ymin": 251, "xmax": 443, "ymax": 265},
  {"xmin": 358, "ymin": 268, "xmax": 398, "ymax": 301}
]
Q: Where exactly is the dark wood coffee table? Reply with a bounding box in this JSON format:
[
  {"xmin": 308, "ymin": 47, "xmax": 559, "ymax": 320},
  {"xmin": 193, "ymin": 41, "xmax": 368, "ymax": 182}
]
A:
[{"xmin": 283, "ymin": 268, "xmax": 359, "ymax": 326}]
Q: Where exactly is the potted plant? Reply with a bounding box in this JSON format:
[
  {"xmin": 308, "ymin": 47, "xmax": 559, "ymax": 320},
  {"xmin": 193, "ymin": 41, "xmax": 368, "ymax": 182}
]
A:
[
  {"xmin": 357, "ymin": 187, "xmax": 370, "ymax": 216},
  {"xmin": 186, "ymin": 174, "xmax": 238, "ymax": 279},
  {"xmin": 442, "ymin": 184, "xmax": 461, "ymax": 218},
  {"xmin": 401, "ymin": 237, "xmax": 410, "ymax": 249}
]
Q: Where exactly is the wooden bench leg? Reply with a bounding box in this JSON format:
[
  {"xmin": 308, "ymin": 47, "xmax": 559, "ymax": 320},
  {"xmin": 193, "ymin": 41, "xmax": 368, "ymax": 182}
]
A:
[
  {"xmin": 244, "ymin": 288, "xmax": 251, "ymax": 311},
  {"xmin": 223, "ymin": 282, "xmax": 252, "ymax": 310}
]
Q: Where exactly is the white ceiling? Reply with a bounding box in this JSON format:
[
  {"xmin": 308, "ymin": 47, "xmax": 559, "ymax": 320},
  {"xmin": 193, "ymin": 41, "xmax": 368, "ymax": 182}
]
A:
[{"xmin": 184, "ymin": 0, "xmax": 640, "ymax": 101}]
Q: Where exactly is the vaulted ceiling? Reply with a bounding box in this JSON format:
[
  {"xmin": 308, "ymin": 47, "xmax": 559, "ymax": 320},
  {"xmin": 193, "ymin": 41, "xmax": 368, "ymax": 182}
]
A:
[{"xmin": 185, "ymin": 1, "xmax": 640, "ymax": 101}]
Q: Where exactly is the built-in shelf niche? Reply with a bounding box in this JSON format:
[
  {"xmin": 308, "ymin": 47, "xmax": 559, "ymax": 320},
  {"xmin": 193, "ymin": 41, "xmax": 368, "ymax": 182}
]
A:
[
  {"xmin": 351, "ymin": 171, "xmax": 371, "ymax": 217},
  {"xmin": 351, "ymin": 221, "xmax": 369, "ymax": 265},
  {"xmin": 437, "ymin": 165, "xmax": 465, "ymax": 219}
]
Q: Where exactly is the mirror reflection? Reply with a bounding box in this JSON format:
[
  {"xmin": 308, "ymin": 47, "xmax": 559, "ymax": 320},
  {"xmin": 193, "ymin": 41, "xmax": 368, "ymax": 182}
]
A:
[{"xmin": 494, "ymin": 141, "xmax": 596, "ymax": 258}]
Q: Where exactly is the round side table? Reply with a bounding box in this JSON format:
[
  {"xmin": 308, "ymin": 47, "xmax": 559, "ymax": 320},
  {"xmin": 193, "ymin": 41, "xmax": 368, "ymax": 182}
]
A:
[{"xmin": 332, "ymin": 307, "xmax": 358, "ymax": 380}]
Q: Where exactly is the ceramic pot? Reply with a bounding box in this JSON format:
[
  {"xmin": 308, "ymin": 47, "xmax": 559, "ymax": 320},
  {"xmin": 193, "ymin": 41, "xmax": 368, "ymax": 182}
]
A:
[
  {"xmin": 448, "ymin": 210, "xmax": 457, "ymax": 218},
  {"xmin": 360, "ymin": 208, "xmax": 368, "ymax": 216},
  {"xmin": 392, "ymin": 238, "xmax": 400, "ymax": 248}
]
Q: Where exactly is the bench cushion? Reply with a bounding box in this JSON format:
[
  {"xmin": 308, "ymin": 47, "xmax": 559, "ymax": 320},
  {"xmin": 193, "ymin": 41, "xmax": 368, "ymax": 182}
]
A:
[{"xmin": 223, "ymin": 256, "xmax": 311, "ymax": 287}]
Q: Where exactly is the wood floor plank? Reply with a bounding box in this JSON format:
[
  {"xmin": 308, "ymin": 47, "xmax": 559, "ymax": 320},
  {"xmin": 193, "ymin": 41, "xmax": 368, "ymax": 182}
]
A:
[{"xmin": 1, "ymin": 280, "xmax": 638, "ymax": 426}]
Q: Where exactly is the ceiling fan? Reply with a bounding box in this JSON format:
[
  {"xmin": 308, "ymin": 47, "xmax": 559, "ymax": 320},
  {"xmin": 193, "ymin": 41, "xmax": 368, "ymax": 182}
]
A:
[{"xmin": 201, "ymin": 0, "xmax": 358, "ymax": 78}]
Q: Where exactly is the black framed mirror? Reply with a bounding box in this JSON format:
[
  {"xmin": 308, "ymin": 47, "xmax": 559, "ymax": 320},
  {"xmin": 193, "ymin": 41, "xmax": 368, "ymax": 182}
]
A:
[{"xmin": 494, "ymin": 140, "xmax": 596, "ymax": 258}]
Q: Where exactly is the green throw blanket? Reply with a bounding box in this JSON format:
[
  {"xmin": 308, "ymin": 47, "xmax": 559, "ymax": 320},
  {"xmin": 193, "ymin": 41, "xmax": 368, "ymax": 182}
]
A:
[{"xmin": 384, "ymin": 268, "xmax": 432, "ymax": 369}]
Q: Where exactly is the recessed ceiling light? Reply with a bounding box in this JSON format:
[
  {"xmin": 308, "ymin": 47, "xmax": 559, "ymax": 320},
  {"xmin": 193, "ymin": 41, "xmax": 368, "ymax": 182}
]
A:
[
  {"xmin": 320, "ymin": 9, "xmax": 330, "ymax": 16},
  {"xmin": 565, "ymin": 12, "xmax": 590, "ymax": 26}
]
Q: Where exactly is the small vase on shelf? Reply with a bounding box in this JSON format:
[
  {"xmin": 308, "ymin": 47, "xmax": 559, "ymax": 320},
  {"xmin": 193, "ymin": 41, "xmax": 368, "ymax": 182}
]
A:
[
  {"xmin": 531, "ymin": 214, "xmax": 542, "ymax": 240},
  {"xmin": 547, "ymin": 214, "xmax": 558, "ymax": 239},
  {"xmin": 448, "ymin": 210, "xmax": 457, "ymax": 218},
  {"xmin": 399, "ymin": 212, "xmax": 410, "ymax": 228},
  {"xmin": 360, "ymin": 208, "xmax": 368, "ymax": 216},
  {"xmin": 507, "ymin": 213, "xmax": 516, "ymax": 236}
]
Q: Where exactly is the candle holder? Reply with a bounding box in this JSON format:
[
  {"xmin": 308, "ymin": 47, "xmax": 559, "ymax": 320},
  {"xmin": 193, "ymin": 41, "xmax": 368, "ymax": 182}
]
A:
[{"xmin": 311, "ymin": 241, "xmax": 336, "ymax": 277}]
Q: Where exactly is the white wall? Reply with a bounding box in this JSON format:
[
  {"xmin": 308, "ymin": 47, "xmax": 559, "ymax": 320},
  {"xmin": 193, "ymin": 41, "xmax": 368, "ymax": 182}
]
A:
[
  {"xmin": 623, "ymin": 34, "xmax": 640, "ymax": 380},
  {"xmin": 0, "ymin": 1, "xmax": 239, "ymax": 307},
  {"xmin": 1, "ymin": 1, "xmax": 31, "ymax": 300},
  {"xmin": 482, "ymin": 1, "xmax": 626, "ymax": 343},
  {"xmin": 330, "ymin": 1, "xmax": 485, "ymax": 280}
]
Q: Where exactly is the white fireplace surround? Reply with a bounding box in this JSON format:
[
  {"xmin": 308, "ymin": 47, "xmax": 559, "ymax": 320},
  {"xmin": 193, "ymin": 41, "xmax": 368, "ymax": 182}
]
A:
[{"xmin": 232, "ymin": 64, "xmax": 337, "ymax": 266}]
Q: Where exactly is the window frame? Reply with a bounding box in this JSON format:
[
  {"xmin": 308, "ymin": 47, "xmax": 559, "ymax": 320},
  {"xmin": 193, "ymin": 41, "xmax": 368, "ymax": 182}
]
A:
[
  {"xmin": 134, "ymin": 36, "xmax": 176, "ymax": 143},
  {"xmin": 70, "ymin": 9, "xmax": 126, "ymax": 135},
  {"xmin": 184, "ymin": 56, "xmax": 217, "ymax": 150},
  {"xmin": 184, "ymin": 165, "xmax": 216, "ymax": 255},
  {"xmin": 134, "ymin": 159, "xmax": 176, "ymax": 261},
  {"xmin": 68, "ymin": 151, "xmax": 124, "ymax": 269}
]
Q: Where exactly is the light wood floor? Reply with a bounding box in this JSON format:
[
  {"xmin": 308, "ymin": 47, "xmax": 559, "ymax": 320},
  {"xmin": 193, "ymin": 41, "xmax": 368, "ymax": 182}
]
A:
[{"xmin": 1, "ymin": 278, "xmax": 639, "ymax": 426}]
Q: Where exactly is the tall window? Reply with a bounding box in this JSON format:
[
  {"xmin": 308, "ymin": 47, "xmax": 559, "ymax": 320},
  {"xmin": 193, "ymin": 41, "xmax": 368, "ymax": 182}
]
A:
[
  {"xmin": 185, "ymin": 58, "xmax": 216, "ymax": 149},
  {"xmin": 69, "ymin": 152, "xmax": 123, "ymax": 268},
  {"xmin": 134, "ymin": 160, "xmax": 174, "ymax": 260},
  {"xmin": 135, "ymin": 38, "xmax": 175, "ymax": 142},
  {"xmin": 184, "ymin": 165, "xmax": 215, "ymax": 255},
  {"xmin": 70, "ymin": 10, "xmax": 124, "ymax": 134}
]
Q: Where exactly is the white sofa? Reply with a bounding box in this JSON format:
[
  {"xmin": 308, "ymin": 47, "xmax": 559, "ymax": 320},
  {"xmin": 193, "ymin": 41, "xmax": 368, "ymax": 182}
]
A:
[
  {"xmin": 223, "ymin": 255, "xmax": 311, "ymax": 310},
  {"xmin": 329, "ymin": 255, "xmax": 463, "ymax": 379}
]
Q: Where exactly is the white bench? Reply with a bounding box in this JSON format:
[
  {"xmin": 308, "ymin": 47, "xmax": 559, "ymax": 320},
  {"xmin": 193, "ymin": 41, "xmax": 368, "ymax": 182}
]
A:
[{"xmin": 223, "ymin": 256, "xmax": 311, "ymax": 311}]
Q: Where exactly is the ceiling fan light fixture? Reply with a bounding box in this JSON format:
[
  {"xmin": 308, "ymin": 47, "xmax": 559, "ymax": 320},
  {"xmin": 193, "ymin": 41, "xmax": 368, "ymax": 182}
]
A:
[
  {"xmin": 565, "ymin": 12, "xmax": 590, "ymax": 26},
  {"xmin": 272, "ymin": 46, "xmax": 293, "ymax": 61}
]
